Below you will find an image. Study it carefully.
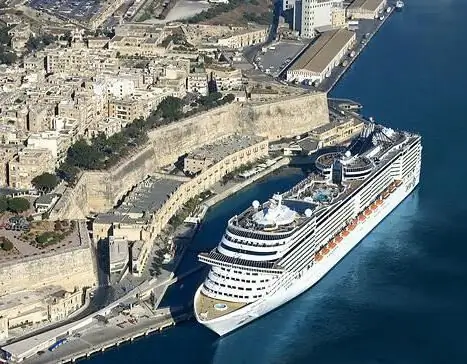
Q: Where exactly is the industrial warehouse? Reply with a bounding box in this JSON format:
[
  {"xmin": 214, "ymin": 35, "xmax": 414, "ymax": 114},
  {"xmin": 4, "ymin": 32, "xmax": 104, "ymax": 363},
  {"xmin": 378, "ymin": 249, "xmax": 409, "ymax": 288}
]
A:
[
  {"xmin": 346, "ymin": 0, "xmax": 388, "ymax": 19},
  {"xmin": 286, "ymin": 29, "xmax": 356, "ymax": 85}
]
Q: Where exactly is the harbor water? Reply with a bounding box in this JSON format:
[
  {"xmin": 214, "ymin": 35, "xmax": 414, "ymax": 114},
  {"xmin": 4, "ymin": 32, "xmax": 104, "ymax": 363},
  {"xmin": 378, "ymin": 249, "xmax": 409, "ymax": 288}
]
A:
[{"xmin": 88, "ymin": 0, "xmax": 467, "ymax": 362}]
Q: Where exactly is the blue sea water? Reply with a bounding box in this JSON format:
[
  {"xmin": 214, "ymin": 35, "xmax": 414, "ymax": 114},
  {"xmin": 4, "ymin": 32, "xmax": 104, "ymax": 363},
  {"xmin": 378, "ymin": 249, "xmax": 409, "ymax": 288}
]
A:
[{"xmin": 88, "ymin": 0, "xmax": 467, "ymax": 363}]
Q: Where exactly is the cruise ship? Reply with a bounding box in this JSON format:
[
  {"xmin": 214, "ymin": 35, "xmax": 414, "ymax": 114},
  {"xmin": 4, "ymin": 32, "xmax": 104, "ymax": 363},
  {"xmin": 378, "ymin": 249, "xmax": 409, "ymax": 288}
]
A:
[{"xmin": 194, "ymin": 122, "xmax": 422, "ymax": 336}]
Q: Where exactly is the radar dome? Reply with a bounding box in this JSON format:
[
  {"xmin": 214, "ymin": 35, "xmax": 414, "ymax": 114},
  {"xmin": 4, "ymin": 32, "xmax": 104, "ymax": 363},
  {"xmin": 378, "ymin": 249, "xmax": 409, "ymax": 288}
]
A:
[
  {"xmin": 345, "ymin": 150, "xmax": 351, "ymax": 158},
  {"xmin": 305, "ymin": 208, "xmax": 313, "ymax": 217},
  {"xmin": 252, "ymin": 200, "xmax": 260, "ymax": 209}
]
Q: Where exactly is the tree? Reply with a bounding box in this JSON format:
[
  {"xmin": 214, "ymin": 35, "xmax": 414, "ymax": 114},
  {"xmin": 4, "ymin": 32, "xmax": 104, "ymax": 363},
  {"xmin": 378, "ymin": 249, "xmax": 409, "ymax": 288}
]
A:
[
  {"xmin": 157, "ymin": 96, "xmax": 183, "ymax": 121},
  {"xmin": 1, "ymin": 239, "xmax": 13, "ymax": 251},
  {"xmin": 7, "ymin": 197, "xmax": 30, "ymax": 213},
  {"xmin": 66, "ymin": 139, "xmax": 104, "ymax": 169},
  {"xmin": 57, "ymin": 163, "xmax": 80, "ymax": 185},
  {"xmin": 32, "ymin": 172, "xmax": 59, "ymax": 192},
  {"xmin": 0, "ymin": 196, "xmax": 7, "ymax": 213},
  {"xmin": 223, "ymin": 93, "xmax": 236, "ymax": 103}
]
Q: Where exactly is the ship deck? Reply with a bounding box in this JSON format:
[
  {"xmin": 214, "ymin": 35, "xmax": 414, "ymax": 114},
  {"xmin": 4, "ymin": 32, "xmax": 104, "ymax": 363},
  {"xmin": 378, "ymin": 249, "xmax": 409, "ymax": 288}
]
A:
[{"xmin": 195, "ymin": 291, "xmax": 247, "ymax": 321}]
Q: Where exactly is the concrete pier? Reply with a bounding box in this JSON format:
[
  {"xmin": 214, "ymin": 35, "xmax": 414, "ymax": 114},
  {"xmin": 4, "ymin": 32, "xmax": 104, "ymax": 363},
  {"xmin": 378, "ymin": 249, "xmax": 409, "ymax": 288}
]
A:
[{"xmin": 24, "ymin": 311, "xmax": 194, "ymax": 364}]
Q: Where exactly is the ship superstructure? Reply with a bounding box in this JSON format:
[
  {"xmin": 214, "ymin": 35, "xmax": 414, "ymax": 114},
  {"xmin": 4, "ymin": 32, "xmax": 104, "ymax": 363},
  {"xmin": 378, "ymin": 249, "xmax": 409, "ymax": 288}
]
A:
[{"xmin": 194, "ymin": 122, "xmax": 422, "ymax": 336}]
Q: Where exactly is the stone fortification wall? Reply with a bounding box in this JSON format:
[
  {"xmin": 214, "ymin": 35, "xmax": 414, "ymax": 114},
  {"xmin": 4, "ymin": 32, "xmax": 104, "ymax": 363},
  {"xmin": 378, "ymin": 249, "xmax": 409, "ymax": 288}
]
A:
[
  {"xmin": 51, "ymin": 92, "xmax": 329, "ymax": 219},
  {"xmin": 0, "ymin": 245, "xmax": 97, "ymax": 296}
]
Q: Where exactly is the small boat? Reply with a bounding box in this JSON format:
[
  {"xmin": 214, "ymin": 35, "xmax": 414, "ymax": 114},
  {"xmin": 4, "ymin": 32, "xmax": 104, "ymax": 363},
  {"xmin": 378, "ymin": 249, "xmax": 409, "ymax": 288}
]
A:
[
  {"xmin": 335, "ymin": 236, "xmax": 343, "ymax": 243},
  {"xmin": 342, "ymin": 230, "xmax": 350, "ymax": 237},
  {"xmin": 329, "ymin": 241, "xmax": 337, "ymax": 248},
  {"xmin": 359, "ymin": 215, "xmax": 366, "ymax": 222},
  {"xmin": 322, "ymin": 247, "xmax": 330, "ymax": 255},
  {"xmin": 376, "ymin": 199, "xmax": 383, "ymax": 206},
  {"xmin": 395, "ymin": 0, "xmax": 404, "ymax": 10},
  {"xmin": 314, "ymin": 253, "xmax": 322, "ymax": 261},
  {"xmin": 364, "ymin": 208, "xmax": 372, "ymax": 216},
  {"xmin": 348, "ymin": 223, "xmax": 356, "ymax": 231},
  {"xmin": 371, "ymin": 203, "xmax": 378, "ymax": 210},
  {"xmin": 395, "ymin": 180, "xmax": 403, "ymax": 187},
  {"xmin": 386, "ymin": 6, "xmax": 392, "ymax": 13},
  {"xmin": 382, "ymin": 192, "xmax": 390, "ymax": 199}
]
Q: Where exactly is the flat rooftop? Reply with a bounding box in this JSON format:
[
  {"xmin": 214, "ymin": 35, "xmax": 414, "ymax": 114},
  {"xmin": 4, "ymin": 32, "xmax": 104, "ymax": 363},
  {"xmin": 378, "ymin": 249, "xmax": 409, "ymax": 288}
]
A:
[
  {"xmin": 187, "ymin": 135, "xmax": 266, "ymax": 163},
  {"xmin": 95, "ymin": 176, "xmax": 183, "ymax": 225},
  {"xmin": 348, "ymin": 0, "xmax": 385, "ymax": 12},
  {"xmin": 289, "ymin": 29, "xmax": 355, "ymax": 75}
]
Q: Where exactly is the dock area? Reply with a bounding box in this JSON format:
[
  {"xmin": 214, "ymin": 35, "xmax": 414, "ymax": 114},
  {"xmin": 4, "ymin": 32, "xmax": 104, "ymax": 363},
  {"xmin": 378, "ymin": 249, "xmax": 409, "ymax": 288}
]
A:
[
  {"xmin": 317, "ymin": 8, "xmax": 395, "ymax": 93},
  {"xmin": 27, "ymin": 309, "xmax": 193, "ymax": 364}
]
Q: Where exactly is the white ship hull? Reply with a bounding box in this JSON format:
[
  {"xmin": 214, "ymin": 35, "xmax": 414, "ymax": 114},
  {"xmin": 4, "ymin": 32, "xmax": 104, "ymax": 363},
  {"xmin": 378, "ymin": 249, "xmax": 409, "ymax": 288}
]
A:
[{"xmin": 195, "ymin": 174, "xmax": 419, "ymax": 336}]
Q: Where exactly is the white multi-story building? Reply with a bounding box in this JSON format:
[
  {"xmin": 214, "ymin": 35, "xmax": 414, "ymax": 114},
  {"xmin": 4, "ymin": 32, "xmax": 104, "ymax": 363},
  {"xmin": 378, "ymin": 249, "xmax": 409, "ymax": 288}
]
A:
[{"xmin": 301, "ymin": 0, "xmax": 344, "ymax": 38}]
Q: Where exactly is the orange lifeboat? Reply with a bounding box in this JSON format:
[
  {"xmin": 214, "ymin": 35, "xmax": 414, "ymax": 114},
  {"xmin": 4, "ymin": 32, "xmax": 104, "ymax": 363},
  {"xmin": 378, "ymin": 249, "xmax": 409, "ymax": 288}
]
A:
[
  {"xmin": 376, "ymin": 199, "xmax": 383, "ymax": 206},
  {"xmin": 342, "ymin": 230, "xmax": 350, "ymax": 237},
  {"xmin": 348, "ymin": 223, "xmax": 356, "ymax": 231},
  {"xmin": 364, "ymin": 208, "xmax": 372, "ymax": 216},
  {"xmin": 371, "ymin": 203, "xmax": 378, "ymax": 211},
  {"xmin": 314, "ymin": 253, "xmax": 322, "ymax": 261},
  {"xmin": 359, "ymin": 214, "xmax": 366, "ymax": 222},
  {"xmin": 322, "ymin": 247, "xmax": 330, "ymax": 255},
  {"xmin": 329, "ymin": 240, "xmax": 337, "ymax": 249},
  {"xmin": 335, "ymin": 235, "xmax": 343, "ymax": 243}
]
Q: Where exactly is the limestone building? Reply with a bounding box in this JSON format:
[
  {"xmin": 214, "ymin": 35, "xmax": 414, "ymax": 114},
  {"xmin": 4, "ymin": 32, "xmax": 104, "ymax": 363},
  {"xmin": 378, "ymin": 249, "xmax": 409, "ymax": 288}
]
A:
[
  {"xmin": 217, "ymin": 28, "xmax": 268, "ymax": 49},
  {"xmin": 0, "ymin": 145, "xmax": 18, "ymax": 187},
  {"xmin": 109, "ymin": 236, "xmax": 129, "ymax": 274},
  {"xmin": 205, "ymin": 65, "xmax": 243, "ymax": 91},
  {"xmin": 309, "ymin": 116, "xmax": 363, "ymax": 146},
  {"xmin": 183, "ymin": 135, "xmax": 267, "ymax": 175},
  {"xmin": 8, "ymin": 148, "xmax": 55, "ymax": 189}
]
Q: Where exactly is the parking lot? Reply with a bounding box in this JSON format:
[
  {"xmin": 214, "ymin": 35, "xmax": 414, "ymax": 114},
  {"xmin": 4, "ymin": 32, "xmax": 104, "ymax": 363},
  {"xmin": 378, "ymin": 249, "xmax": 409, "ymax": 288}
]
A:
[
  {"xmin": 253, "ymin": 40, "xmax": 309, "ymax": 78},
  {"xmin": 28, "ymin": 0, "xmax": 101, "ymax": 22}
]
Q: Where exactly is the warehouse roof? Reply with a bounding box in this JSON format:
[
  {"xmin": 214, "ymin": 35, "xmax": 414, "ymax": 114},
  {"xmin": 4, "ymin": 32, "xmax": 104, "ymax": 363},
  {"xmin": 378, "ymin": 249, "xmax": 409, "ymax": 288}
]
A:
[
  {"xmin": 347, "ymin": 0, "xmax": 385, "ymax": 12},
  {"xmin": 288, "ymin": 29, "xmax": 355, "ymax": 75}
]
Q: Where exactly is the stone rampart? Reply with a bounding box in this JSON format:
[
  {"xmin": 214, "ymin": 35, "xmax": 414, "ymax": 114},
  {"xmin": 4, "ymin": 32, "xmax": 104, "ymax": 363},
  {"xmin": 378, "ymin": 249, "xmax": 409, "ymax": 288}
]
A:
[
  {"xmin": 50, "ymin": 92, "xmax": 329, "ymax": 219},
  {"xmin": 0, "ymin": 245, "xmax": 97, "ymax": 296}
]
